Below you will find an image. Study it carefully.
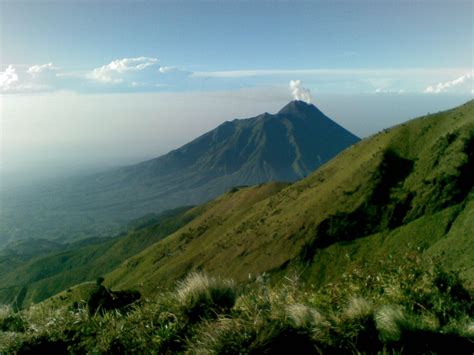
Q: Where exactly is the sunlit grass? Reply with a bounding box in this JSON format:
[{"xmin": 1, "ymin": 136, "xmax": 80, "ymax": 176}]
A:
[{"xmin": 1, "ymin": 254, "xmax": 472, "ymax": 353}]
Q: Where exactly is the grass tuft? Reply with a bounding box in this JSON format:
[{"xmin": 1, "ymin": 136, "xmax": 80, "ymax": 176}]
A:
[
  {"xmin": 176, "ymin": 272, "xmax": 237, "ymax": 321},
  {"xmin": 342, "ymin": 296, "xmax": 374, "ymax": 321},
  {"xmin": 375, "ymin": 305, "xmax": 409, "ymax": 342}
]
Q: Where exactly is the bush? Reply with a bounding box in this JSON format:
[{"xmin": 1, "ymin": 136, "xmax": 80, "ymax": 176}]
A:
[
  {"xmin": 87, "ymin": 285, "xmax": 141, "ymax": 315},
  {"xmin": 0, "ymin": 305, "xmax": 27, "ymax": 333},
  {"xmin": 176, "ymin": 272, "xmax": 236, "ymax": 321},
  {"xmin": 0, "ymin": 314, "xmax": 27, "ymax": 332}
]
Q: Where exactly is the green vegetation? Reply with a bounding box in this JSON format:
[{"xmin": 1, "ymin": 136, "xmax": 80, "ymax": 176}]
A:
[
  {"xmin": 0, "ymin": 206, "xmax": 196, "ymax": 306},
  {"xmin": 1, "ymin": 259, "xmax": 472, "ymax": 353}
]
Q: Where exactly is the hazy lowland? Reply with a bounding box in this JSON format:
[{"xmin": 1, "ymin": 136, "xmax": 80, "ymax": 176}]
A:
[{"xmin": 0, "ymin": 99, "xmax": 473, "ymax": 353}]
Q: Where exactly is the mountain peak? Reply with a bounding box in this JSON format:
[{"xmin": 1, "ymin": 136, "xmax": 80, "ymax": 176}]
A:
[{"xmin": 277, "ymin": 100, "xmax": 319, "ymax": 116}]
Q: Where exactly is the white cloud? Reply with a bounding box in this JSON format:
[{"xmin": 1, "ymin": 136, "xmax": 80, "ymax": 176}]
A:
[
  {"xmin": 424, "ymin": 72, "xmax": 473, "ymax": 93},
  {"xmin": 158, "ymin": 66, "xmax": 176, "ymax": 74},
  {"xmin": 27, "ymin": 62, "xmax": 59, "ymax": 76},
  {"xmin": 0, "ymin": 65, "xmax": 19, "ymax": 90},
  {"xmin": 289, "ymin": 80, "xmax": 312, "ymax": 103},
  {"xmin": 0, "ymin": 63, "xmax": 60, "ymax": 93},
  {"xmin": 88, "ymin": 57, "xmax": 158, "ymax": 83}
]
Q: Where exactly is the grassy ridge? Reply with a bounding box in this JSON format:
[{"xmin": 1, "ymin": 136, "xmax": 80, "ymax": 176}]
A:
[{"xmin": 104, "ymin": 100, "xmax": 474, "ymax": 295}]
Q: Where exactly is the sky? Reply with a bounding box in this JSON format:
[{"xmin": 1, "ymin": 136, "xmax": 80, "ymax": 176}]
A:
[{"xmin": 0, "ymin": 0, "xmax": 473, "ymax": 185}]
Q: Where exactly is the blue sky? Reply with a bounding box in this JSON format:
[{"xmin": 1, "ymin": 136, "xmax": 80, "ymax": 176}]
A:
[
  {"xmin": 0, "ymin": 0, "xmax": 473, "ymax": 182},
  {"xmin": 1, "ymin": 0, "xmax": 472, "ymax": 95}
]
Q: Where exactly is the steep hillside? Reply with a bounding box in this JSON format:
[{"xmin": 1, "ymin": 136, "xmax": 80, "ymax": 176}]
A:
[
  {"xmin": 0, "ymin": 101, "xmax": 358, "ymax": 244},
  {"xmin": 105, "ymin": 100, "xmax": 474, "ymax": 294}
]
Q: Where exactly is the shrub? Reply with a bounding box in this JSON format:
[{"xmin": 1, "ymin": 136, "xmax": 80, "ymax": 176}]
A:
[
  {"xmin": 0, "ymin": 314, "xmax": 27, "ymax": 332},
  {"xmin": 0, "ymin": 305, "xmax": 27, "ymax": 333},
  {"xmin": 86, "ymin": 285, "xmax": 141, "ymax": 315}
]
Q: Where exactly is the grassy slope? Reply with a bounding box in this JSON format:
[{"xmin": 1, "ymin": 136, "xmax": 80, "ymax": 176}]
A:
[
  {"xmin": 0, "ymin": 206, "xmax": 197, "ymax": 306},
  {"xmin": 105, "ymin": 182, "xmax": 289, "ymax": 291},
  {"xmin": 105, "ymin": 100, "xmax": 474, "ymax": 295}
]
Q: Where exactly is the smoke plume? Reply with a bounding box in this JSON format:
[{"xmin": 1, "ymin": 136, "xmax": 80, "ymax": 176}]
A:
[{"xmin": 289, "ymin": 80, "xmax": 312, "ymax": 103}]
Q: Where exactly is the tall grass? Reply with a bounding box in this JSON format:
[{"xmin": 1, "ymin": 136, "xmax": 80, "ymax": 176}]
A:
[
  {"xmin": 1, "ymin": 257, "xmax": 472, "ymax": 354},
  {"xmin": 176, "ymin": 272, "xmax": 236, "ymax": 321}
]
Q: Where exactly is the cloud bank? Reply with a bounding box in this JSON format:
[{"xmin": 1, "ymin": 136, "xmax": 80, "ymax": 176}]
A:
[
  {"xmin": 424, "ymin": 72, "xmax": 473, "ymax": 94},
  {"xmin": 1, "ymin": 57, "xmax": 472, "ymax": 96}
]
